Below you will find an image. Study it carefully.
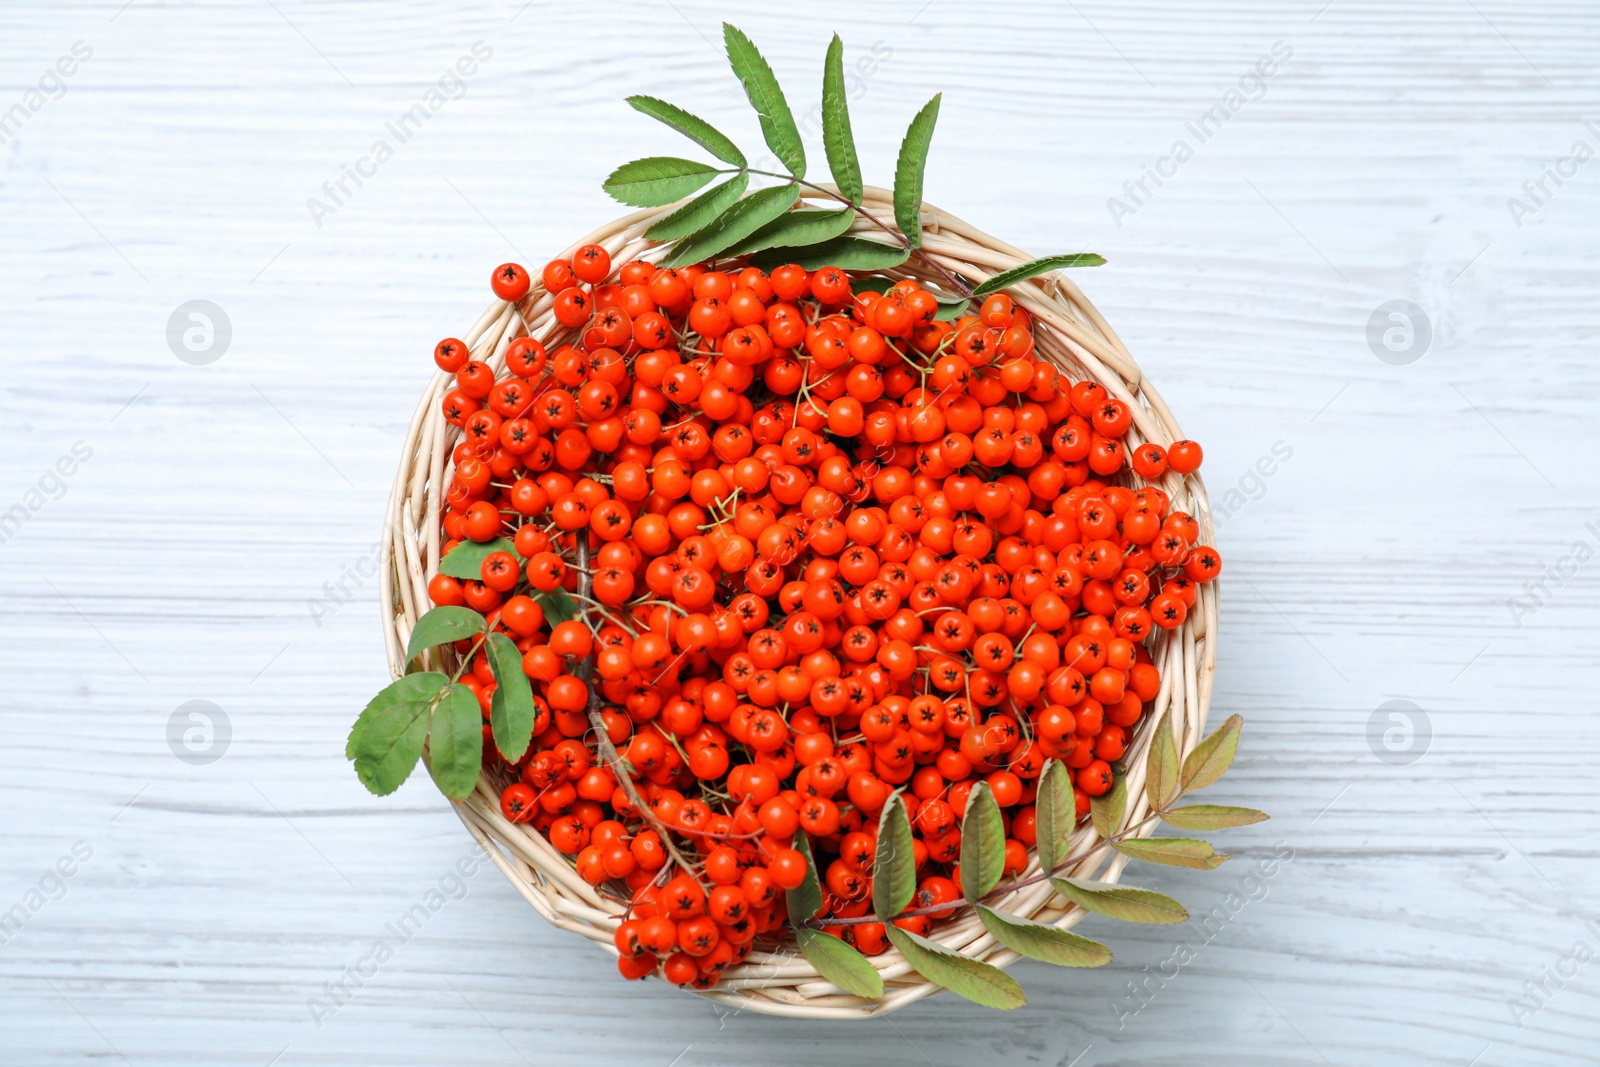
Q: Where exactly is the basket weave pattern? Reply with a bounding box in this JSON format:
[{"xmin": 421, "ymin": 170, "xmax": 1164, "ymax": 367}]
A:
[{"xmin": 379, "ymin": 187, "xmax": 1217, "ymax": 1018}]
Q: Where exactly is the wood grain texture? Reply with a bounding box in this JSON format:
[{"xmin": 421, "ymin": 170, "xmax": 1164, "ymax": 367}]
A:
[{"xmin": 1, "ymin": 0, "xmax": 1597, "ymax": 1063}]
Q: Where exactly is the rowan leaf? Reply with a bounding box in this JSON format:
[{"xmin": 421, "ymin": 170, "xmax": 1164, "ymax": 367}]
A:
[
  {"xmin": 405, "ymin": 606, "xmax": 486, "ymax": 663},
  {"xmin": 644, "ymin": 174, "xmax": 750, "ymax": 241},
  {"xmin": 796, "ymin": 927, "xmax": 883, "ymax": 999},
  {"xmin": 886, "ymin": 925, "xmax": 1026, "ymax": 1009},
  {"xmin": 1146, "ymin": 712, "xmax": 1180, "ymax": 810},
  {"xmin": 976, "ymin": 906, "xmax": 1113, "ymax": 968},
  {"xmin": 426, "ymin": 683, "xmax": 483, "ymax": 800},
  {"xmin": 785, "ymin": 830, "xmax": 823, "ymax": 923},
  {"xmin": 1182, "ymin": 714, "xmax": 1243, "ymax": 792},
  {"xmin": 723, "ymin": 23, "xmax": 804, "ymax": 177},
  {"xmin": 351, "ymin": 699, "xmax": 431, "ymax": 796},
  {"xmin": 534, "ymin": 588, "xmax": 579, "ymax": 627},
  {"xmin": 1035, "ymin": 759, "xmax": 1075, "ymax": 872},
  {"xmin": 821, "ymin": 34, "xmax": 862, "ymax": 204},
  {"xmin": 1114, "ymin": 837, "xmax": 1231, "ymax": 870},
  {"xmin": 1051, "ymin": 878, "xmax": 1189, "ymax": 924},
  {"xmin": 749, "ymin": 235, "xmax": 907, "ymax": 272},
  {"xmin": 722, "ymin": 207, "xmax": 856, "ymax": 258},
  {"xmin": 661, "ymin": 183, "xmax": 799, "ymax": 267},
  {"xmin": 626, "ymin": 95, "xmax": 747, "ymax": 167},
  {"xmin": 486, "ymin": 632, "xmax": 535, "ymax": 762},
  {"xmin": 1161, "ymin": 804, "xmax": 1270, "ymax": 831},
  {"xmin": 959, "ymin": 781, "xmax": 1005, "ymax": 899},
  {"xmin": 873, "ymin": 793, "xmax": 917, "ymax": 919},
  {"xmin": 602, "ymin": 157, "xmax": 720, "ymax": 207},
  {"xmin": 893, "ymin": 94, "xmax": 940, "ymax": 248},
  {"xmin": 348, "ymin": 673, "xmax": 450, "ymax": 759},
  {"xmin": 970, "ymin": 254, "xmax": 1107, "ymax": 298},
  {"xmin": 1090, "ymin": 771, "xmax": 1127, "ymax": 841}
]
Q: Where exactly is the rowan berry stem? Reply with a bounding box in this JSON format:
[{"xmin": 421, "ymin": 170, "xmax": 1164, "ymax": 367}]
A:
[{"xmin": 563, "ymin": 592, "xmax": 629, "ymax": 638}]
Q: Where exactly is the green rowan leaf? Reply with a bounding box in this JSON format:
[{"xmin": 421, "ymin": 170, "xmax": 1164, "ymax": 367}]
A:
[
  {"xmin": 976, "ymin": 906, "xmax": 1113, "ymax": 968},
  {"xmin": 626, "ymin": 95, "xmax": 747, "ymax": 166},
  {"xmin": 886, "ymin": 925, "xmax": 1026, "ymax": 1009},
  {"xmin": 893, "ymin": 94, "xmax": 940, "ymax": 248},
  {"xmin": 723, "ymin": 23, "xmax": 804, "ymax": 177},
  {"xmin": 821, "ymin": 35, "xmax": 862, "ymax": 204}
]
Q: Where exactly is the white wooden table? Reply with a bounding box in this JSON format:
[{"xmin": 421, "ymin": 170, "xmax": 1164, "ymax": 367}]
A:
[{"xmin": 3, "ymin": 1, "xmax": 1597, "ymax": 1063}]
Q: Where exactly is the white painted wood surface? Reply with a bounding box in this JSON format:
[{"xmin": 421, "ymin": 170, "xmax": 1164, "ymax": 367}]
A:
[{"xmin": 3, "ymin": 1, "xmax": 1598, "ymax": 1063}]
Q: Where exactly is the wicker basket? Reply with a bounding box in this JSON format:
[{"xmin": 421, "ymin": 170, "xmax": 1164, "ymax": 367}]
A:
[{"xmin": 378, "ymin": 186, "xmax": 1218, "ymax": 1019}]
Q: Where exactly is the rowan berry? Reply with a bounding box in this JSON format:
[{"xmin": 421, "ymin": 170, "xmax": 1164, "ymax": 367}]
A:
[
  {"xmin": 491, "ymin": 262, "xmax": 530, "ymax": 302},
  {"xmin": 979, "ymin": 294, "xmax": 1015, "ymax": 328},
  {"xmin": 810, "ymin": 267, "xmax": 850, "ymax": 304},
  {"xmin": 433, "ymin": 337, "xmax": 470, "ymax": 373},
  {"xmin": 552, "ymin": 286, "xmax": 591, "ymax": 328},
  {"xmin": 1183, "ymin": 545, "xmax": 1222, "ymax": 582},
  {"xmin": 500, "ymin": 783, "xmax": 536, "ymax": 822},
  {"xmin": 572, "ymin": 244, "xmax": 611, "ymax": 285},
  {"xmin": 1167, "ymin": 439, "xmax": 1203, "ymax": 474}
]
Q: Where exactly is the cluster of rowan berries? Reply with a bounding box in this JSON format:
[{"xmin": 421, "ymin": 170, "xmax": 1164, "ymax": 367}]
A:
[{"xmin": 425, "ymin": 245, "xmax": 1219, "ymax": 989}]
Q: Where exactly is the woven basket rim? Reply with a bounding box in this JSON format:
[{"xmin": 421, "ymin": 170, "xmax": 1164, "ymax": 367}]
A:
[{"xmin": 379, "ymin": 187, "xmax": 1218, "ymax": 1019}]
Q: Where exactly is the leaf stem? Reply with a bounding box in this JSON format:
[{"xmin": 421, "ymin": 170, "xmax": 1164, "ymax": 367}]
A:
[{"xmin": 447, "ymin": 632, "xmax": 492, "ymax": 685}]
